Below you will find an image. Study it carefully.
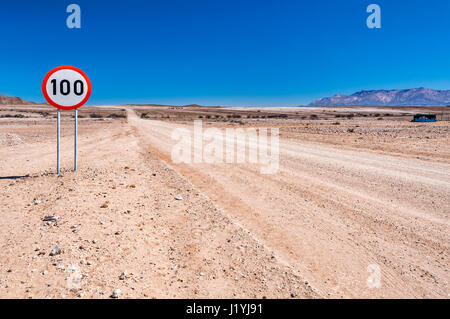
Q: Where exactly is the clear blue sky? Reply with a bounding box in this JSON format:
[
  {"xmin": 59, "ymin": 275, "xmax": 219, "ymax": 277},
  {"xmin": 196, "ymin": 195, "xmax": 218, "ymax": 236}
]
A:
[{"xmin": 1, "ymin": 0, "xmax": 450, "ymax": 106}]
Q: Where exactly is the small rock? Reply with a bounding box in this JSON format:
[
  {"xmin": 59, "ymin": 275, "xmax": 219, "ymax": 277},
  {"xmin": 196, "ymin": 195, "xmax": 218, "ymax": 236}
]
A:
[
  {"xmin": 34, "ymin": 199, "xmax": 41, "ymax": 205},
  {"xmin": 49, "ymin": 245, "xmax": 61, "ymax": 256},
  {"xmin": 111, "ymin": 289, "xmax": 121, "ymax": 299},
  {"xmin": 100, "ymin": 202, "xmax": 109, "ymax": 209},
  {"xmin": 41, "ymin": 270, "xmax": 48, "ymax": 275},
  {"xmin": 67, "ymin": 264, "xmax": 78, "ymax": 272},
  {"xmin": 119, "ymin": 271, "xmax": 128, "ymax": 280},
  {"xmin": 290, "ymin": 292, "xmax": 297, "ymax": 298},
  {"xmin": 175, "ymin": 195, "xmax": 183, "ymax": 201},
  {"xmin": 42, "ymin": 216, "xmax": 59, "ymax": 222}
]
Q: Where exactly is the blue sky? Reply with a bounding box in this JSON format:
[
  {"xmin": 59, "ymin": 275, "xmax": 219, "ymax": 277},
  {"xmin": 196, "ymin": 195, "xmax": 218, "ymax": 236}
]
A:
[{"xmin": 1, "ymin": 0, "xmax": 450, "ymax": 106}]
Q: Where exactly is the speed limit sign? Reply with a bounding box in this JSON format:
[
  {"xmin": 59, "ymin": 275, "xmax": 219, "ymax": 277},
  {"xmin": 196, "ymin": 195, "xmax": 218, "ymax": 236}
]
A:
[
  {"xmin": 42, "ymin": 66, "xmax": 91, "ymax": 174},
  {"xmin": 42, "ymin": 65, "xmax": 91, "ymax": 110}
]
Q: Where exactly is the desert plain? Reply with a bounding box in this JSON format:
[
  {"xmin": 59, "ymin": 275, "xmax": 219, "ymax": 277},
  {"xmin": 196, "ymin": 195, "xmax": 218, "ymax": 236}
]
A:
[{"xmin": 0, "ymin": 104, "xmax": 449, "ymax": 298}]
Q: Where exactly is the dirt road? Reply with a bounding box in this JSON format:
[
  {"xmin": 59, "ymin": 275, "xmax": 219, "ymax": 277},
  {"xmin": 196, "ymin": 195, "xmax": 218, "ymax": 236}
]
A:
[
  {"xmin": 0, "ymin": 108, "xmax": 448, "ymax": 298},
  {"xmin": 127, "ymin": 109, "xmax": 450, "ymax": 298},
  {"xmin": 0, "ymin": 115, "xmax": 315, "ymax": 298}
]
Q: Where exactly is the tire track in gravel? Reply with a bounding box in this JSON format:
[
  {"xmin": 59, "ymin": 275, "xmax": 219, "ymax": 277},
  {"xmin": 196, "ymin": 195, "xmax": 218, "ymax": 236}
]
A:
[{"xmin": 127, "ymin": 110, "xmax": 449, "ymax": 298}]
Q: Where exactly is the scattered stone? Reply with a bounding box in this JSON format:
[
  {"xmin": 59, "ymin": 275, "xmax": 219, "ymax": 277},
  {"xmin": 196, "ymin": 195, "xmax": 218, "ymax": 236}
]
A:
[
  {"xmin": 42, "ymin": 216, "xmax": 59, "ymax": 226},
  {"xmin": 111, "ymin": 289, "xmax": 121, "ymax": 299},
  {"xmin": 67, "ymin": 264, "xmax": 78, "ymax": 272},
  {"xmin": 49, "ymin": 245, "xmax": 61, "ymax": 256},
  {"xmin": 101, "ymin": 201, "xmax": 109, "ymax": 208},
  {"xmin": 175, "ymin": 195, "xmax": 183, "ymax": 201},
  {"xmin": 119, "ymin": 271, "xmax": 128, "ymax": 280},
  {"xmin": 42, "ymin": 216, "xmax": 59, "ymax": 222}
]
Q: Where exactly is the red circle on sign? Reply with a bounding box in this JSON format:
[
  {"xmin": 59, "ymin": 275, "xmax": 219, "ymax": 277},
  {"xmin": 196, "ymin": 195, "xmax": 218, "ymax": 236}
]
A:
[{"xmin": 42, "ymin": 66, "xmax": 92, "ymax": 110}]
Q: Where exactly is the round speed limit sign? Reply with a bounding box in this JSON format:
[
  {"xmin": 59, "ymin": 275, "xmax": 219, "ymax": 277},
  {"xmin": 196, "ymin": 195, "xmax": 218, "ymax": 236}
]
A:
[{"xmin": 42, "ymin": 66, "xmax": 91, "ymax": 110}]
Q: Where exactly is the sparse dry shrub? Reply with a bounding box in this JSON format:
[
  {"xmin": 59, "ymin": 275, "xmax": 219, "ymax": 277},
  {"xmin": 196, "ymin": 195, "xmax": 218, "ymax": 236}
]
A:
[
  {"xmin": 107, "ymin": 113, "xmax": 126, "ymax": 119},
  {"xmin": 0, "ymin": 114, "xmax": 26, "ymax": 118}
]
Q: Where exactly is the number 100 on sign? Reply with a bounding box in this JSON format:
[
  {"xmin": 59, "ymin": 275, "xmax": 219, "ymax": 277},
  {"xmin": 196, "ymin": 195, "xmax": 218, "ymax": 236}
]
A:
[{"xmin": 42, "ymin": 66, "xmax": 91, "ymax": 110}]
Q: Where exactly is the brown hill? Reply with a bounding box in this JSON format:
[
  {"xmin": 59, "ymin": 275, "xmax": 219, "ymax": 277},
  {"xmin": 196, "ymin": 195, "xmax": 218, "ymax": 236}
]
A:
[{"xmin": 0, "ymin": 94, "xmax": 36, "ymax": 105}]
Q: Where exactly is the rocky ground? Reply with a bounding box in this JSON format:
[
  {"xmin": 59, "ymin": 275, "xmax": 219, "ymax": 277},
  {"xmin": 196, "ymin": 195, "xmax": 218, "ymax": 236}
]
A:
[{"xmin": 0, "ymin": 105, "xmax": 449, "ymax": 298}]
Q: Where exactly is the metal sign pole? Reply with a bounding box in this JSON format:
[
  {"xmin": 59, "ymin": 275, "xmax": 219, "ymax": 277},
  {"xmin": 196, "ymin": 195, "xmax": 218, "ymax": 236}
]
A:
[
  {"xmin": 43, "ymin": 66, "xmax": 91, "ymax": 175},
  {"xmin": 74, "ymin": 109, "xmax": 78, "ymax": 171},
  {"xmin": 57, "ymin": 109, "xmax": 61, "ymax": 175}
]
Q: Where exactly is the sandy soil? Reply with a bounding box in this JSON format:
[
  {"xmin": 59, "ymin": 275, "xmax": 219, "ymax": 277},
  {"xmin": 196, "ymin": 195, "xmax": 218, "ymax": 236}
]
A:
[{"xmin": 0, "ymin": 106, "xmax": 449, "ymax": 299}]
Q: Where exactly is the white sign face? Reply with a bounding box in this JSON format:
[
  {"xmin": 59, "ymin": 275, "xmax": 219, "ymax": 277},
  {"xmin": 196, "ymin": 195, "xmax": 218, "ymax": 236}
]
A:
[{"xmin": 42, "ymin": 66, "xmax": 91, "ymax": 110}]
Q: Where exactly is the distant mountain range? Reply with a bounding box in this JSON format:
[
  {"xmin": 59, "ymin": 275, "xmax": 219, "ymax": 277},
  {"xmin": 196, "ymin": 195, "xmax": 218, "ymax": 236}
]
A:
[
  {"xmin": 0, "ymin": 94, "xmax": 36, "ymax": 105},
  {"xmin": 2, "ymin": 88, "xmax": 450, "ymax": 107},
  {"xmin": 309, "ymin": 88, "xmax": 450, "ymax": 106}
]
